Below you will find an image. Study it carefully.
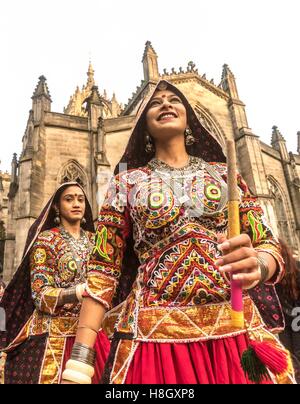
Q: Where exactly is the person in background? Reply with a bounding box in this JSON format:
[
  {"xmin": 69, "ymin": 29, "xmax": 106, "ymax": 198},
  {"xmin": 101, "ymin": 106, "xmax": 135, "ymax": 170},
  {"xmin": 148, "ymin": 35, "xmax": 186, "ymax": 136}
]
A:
[{"xmin": 0, "ymin": 182, "xmax": 110, "ymax": 384}]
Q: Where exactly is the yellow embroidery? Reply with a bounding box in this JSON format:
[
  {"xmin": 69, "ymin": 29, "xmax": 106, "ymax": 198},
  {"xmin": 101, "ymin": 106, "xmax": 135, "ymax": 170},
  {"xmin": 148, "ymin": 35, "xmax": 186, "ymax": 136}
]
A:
[{"xmin": 34, "ymin": 248, "xmax": 47, "ymax": 264}]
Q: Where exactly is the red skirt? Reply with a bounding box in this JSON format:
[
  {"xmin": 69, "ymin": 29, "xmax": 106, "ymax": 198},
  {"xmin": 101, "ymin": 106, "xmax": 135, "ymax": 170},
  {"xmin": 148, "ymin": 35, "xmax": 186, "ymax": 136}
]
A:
[
  {"xmin": 62, "ymin": 330, "xmax": 110, "ymax": 384},
  {"xmin": 125, "ymin": 334, "xmax": 273, "ymax": 384}
]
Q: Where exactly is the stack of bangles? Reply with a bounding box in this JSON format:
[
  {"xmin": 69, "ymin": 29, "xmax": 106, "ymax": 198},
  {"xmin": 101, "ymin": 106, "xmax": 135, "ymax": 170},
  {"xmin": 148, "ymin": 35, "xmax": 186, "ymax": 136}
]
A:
[
  {"xmin": 257, "ymin": 255, "xmax": 270, "ymax": 284},
  {"xmin": 62, "ymin": 342, "xmax": 96, "ymax": 384},
  {"xmin": 60, "ymin": 284, "xmax": 85, "ymax": 305}
]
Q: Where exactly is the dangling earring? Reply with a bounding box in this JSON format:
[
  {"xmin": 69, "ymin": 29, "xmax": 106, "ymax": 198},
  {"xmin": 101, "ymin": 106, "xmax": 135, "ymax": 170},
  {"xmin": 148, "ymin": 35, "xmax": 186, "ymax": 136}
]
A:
[
  {"xmin": 184, "ymin": 127, "xmax": 196, "ymax": 146},
  {"xmin": 145, "ymin": 132, "xmax": 155, "ymax": 154},
  {"xmin": 54, "ymin": 208, "xmax": 61, "ymax": 225},
  {"xmin": 81, "ymin": 217, "xmax": 86, "ymax": 226}
]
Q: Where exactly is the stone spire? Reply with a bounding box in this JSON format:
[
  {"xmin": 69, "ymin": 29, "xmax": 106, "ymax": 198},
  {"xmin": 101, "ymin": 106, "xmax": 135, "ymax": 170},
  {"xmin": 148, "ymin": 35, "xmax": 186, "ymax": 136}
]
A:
[
  {"xmin": 31, "ymin": 76, "xmax": 52, "ymax": 121},
  {"xmin": 297, "ymin": 131, "xmax": 300, "ymax": 155},
  {"xmin": 142, "ymin": 41, "xmax": 159, "ymax": 82},
  {"xmin": 87, "ymin": 85, "xmax": 103, "ymax": 106},
  {"xmin": 32, "ymin": 75, "xmax": 52, "ymax": 101},
  {"xmin": 11, "ymin": 153, "xmax": 18, "ymax": 184},
  {"xmin": 271, "ymin": 125, "xmax": 285, "ymax": 146},
  {"xmin": 87, "ymin": 60, "xmax": 95, "ymax": 88},
  {"xmin": 271, "ymin": 126, "xmax": 289, "ymax": 160},
  {"xmin": 221, "ymin": 64, "xmax": 239, "ymax": 99}
]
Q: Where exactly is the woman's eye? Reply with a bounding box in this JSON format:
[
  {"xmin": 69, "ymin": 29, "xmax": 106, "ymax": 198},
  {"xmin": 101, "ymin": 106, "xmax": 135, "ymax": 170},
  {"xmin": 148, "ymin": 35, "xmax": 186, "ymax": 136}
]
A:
[
  {"xmin": 170, "ymin": 97, "xmax": 181, "ymax": 103},
  {"xmin": 149, "ymin": 100, "xmax": 160, "ymax": 107}
]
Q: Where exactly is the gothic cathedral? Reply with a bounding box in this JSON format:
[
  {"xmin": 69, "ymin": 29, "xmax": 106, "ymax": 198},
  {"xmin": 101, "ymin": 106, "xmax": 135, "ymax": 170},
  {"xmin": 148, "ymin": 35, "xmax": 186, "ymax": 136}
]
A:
[{"xmin": 1, "ymin": 41, "xmax": 300, "ymax": 281}]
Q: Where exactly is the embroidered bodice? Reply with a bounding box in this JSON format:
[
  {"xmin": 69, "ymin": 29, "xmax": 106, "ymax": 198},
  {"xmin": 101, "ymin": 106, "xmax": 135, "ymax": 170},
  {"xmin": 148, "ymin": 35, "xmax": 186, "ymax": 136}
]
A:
[{"xmin": 86, "ymin": 159, "xmax": 283, "ymax": 337}]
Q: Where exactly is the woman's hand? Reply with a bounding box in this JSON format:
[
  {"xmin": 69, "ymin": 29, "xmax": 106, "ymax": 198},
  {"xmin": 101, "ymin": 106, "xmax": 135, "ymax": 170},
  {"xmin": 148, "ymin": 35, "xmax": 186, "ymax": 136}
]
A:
[{"xmin": 215, "ymin": 233, "xmax": 261, "ymax": 290}]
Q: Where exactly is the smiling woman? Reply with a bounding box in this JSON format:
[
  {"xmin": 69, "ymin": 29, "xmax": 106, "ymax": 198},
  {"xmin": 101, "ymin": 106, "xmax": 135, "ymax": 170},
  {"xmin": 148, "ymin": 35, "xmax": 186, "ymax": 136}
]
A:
[
  {"xmin": 0, "ymin": 182, "xmax": 110, "ymax": 384},
  {"xmin": 62, "ymin": 80, "xmax": 295, "ymax": 385}
]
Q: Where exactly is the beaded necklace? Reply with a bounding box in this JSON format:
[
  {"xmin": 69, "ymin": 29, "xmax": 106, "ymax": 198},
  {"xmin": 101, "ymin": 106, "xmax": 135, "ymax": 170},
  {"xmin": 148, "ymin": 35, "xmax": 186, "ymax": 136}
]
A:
[
  {"xmin": 147, "ymin": 155, "xmax": 228, "ymax": 216},
  {"xmin": 59, "ymin": 226, "xmax": 93, "ymax": 275}
]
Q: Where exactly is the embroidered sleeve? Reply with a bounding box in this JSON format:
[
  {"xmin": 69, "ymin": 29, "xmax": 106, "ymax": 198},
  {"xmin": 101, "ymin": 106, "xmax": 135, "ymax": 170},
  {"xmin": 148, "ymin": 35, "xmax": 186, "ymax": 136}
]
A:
[
  {"xmin": 237, "ymin": 174, "xmax": 284, "ymax": 284},
  {"xmin": 85, "ymin": 174, "xmax": 131, "ymax": 310},
  {"xmin": 30, "ymin": 237, "xmax": 62, "ymax": 315}
]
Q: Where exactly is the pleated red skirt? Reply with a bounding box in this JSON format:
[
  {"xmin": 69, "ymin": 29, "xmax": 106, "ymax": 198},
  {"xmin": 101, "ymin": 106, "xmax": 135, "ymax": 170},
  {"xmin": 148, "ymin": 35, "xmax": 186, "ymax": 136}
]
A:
[
  {"xmin": 62, "ymin": 330, "xmax": 110, "ymax": 384},
  {"xmin": 125, "ymin": 334, "xmax": 273, "ymax": 384}
]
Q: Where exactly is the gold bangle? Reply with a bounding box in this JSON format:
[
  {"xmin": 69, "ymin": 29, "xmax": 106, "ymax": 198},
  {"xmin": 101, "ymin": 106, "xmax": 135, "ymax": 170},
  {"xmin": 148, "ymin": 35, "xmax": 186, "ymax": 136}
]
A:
[
  {"xmin": 77, "ymin": 325, "xmax": 98, "ymax": 335},
  {"xmin": 66, "ymin": 359, "xmax": 94, "ymax": 378},
  {"xmin": 62, "ymin": 369, "xmax": 92, "ymax": 384}
]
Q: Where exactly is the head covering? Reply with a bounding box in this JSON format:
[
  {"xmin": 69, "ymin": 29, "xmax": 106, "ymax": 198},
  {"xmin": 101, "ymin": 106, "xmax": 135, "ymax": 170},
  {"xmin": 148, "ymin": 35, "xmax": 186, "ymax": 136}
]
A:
[
  {"xmin": 0, "ymin": 182, "xmax": 94, "ymax": 350},
  {"xmin": 115, "ymin": 79, "xmax": 226, "ymax": 174}
]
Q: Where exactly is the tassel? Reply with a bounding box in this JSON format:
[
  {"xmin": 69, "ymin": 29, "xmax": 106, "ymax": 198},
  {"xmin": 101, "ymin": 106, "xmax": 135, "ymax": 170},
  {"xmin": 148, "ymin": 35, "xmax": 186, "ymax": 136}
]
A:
[
  {"xmin": 241, "ymin": 340, "xmax": 289, "ymax": 383},
  {"xmin": 241, "ymin": 346, "xmax": 271, "ymax": 383}
]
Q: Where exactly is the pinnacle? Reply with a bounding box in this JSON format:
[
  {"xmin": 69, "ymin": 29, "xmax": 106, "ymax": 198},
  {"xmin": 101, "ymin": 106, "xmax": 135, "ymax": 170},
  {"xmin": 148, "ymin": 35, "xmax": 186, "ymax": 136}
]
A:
[
  {"xmin": 32, "ymin": 75, "xmax": 52, "ymax": 101},
  {"xmin": 143, "ymin": 40, "xmax": 157, "ymax": 59}
]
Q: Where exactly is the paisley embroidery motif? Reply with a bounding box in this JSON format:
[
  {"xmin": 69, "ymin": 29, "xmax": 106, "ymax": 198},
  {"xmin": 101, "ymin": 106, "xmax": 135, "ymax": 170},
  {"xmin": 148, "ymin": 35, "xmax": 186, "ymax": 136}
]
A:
[
  {"xmin": 247, "ymin": 210, "xmax": 267, "ymax": 243},
  {"xmin": 93, "ymin": 225, "xmax": 111, "ymax": 261}
]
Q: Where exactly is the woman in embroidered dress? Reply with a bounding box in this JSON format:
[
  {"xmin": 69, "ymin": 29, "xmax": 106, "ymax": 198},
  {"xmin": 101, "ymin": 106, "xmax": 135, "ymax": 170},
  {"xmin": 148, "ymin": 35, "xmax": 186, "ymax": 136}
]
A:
[
  {"xmin": 0, "ymin": 182, "xmax": 110, "ymax": 384},
  {"xmin": 62, "ymin": 81, "xmax": 295, "ymax": 384}
]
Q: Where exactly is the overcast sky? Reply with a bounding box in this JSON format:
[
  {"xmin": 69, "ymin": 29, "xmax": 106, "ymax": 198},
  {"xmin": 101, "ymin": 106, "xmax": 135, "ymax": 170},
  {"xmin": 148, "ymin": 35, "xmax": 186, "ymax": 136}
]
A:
[{"xmin": 0, "ymin": 0, "xmax": 299, "ymax": 172}]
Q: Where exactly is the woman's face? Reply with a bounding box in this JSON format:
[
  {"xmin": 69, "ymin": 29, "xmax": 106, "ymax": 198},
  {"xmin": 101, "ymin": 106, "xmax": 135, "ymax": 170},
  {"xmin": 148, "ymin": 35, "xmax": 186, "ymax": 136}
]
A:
[
  {"xmin": 145, "ymin": 90, "xmax": 187, "ymax": 141},
  {"xmin": 57, "ymin": 185, "xmax": 86, "ymax": 224}
]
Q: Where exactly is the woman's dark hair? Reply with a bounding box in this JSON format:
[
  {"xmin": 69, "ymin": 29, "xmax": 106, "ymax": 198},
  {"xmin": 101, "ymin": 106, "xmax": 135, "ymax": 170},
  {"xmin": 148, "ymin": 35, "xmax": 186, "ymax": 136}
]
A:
[{"xmin": 279, "ymin": 238, "xmax": 300, "ymax": 302}]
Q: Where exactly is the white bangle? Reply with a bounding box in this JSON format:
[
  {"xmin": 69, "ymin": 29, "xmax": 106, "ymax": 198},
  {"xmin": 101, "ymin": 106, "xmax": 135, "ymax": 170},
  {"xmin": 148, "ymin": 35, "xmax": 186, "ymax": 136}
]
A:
[
  {"xmin": 66, "ymin": 359, "xmax": 95, "ymax": 378},
  {"xmin": 76, "ymin": 284, "xmax": 85, "ymax": 303},
  {"xmin": 62, "ymin": 369, "xmax": 92, "ymax": 384}
]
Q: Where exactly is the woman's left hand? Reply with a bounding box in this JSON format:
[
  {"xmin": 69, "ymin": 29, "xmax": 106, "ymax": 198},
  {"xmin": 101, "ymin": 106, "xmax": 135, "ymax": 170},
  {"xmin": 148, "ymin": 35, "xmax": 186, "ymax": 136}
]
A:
[{"xmin": 215, "ymin": 233, "xmax": 261, "ymax": 290}]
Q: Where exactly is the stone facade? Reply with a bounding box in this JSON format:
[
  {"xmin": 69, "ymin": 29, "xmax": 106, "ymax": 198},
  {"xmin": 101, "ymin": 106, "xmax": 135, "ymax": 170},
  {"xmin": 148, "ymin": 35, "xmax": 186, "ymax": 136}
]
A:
[
  {"xmin": 0, "ymin": 171, "xmax": 10, "ymax": 275},
  {"xmin": 2, "ymin": 41, "xmax": 300, "ymax": 281}
]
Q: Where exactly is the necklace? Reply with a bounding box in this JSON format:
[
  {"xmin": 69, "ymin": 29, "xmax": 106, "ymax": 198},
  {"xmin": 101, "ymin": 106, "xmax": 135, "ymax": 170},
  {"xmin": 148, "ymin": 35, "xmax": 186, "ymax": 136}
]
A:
[
  {"xmin": 59, "ymin": 226, "xmax": 91, "ymax": 258},
  {"xmin": 148, "ymin": 155, "xmax": 204, "ymax": 206},
  {"xmin": 147, "ymin": 155, "xmax": 228, "ymax": 216},
  {"xmin": 148, "ymin": 155, "xmax": 200, "ymax": 174}
]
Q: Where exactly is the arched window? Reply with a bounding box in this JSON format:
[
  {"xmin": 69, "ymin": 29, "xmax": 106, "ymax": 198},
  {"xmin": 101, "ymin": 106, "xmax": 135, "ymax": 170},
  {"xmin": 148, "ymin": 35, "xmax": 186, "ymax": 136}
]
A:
[
  {"xmin": 59, "ymin": 161, "xmax": 87, "ymax": 188},
  {"xmin": 268, "ymin": 176, "xmax": 293, "ymax": 247}
]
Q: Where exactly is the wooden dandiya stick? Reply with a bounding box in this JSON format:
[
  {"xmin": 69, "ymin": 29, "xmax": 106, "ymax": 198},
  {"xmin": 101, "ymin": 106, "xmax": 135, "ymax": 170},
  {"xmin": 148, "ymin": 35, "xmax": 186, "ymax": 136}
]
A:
[{"xmin": 226, "ymin": 139, "xmax": 244, "ymax": 328}]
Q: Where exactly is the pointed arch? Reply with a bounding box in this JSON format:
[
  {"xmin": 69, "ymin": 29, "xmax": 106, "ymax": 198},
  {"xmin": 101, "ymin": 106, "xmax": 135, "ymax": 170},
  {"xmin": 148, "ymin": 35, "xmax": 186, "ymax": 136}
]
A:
[
  {"xmin": 194, "ymin": 103, "xmax": 227, "ymax": 148},
  {"xmin": 267, "ymin": 175, "xmax": 295, "ymax": 247},
  {"xmin": 57, "ymin": 160, "xmax": 88, "ymax": 188}
]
